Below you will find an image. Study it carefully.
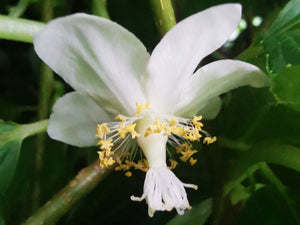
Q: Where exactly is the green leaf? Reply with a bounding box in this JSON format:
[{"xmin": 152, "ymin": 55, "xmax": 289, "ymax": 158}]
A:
[
  {"xmin": 166, "ymin": 198, "xmax": 212, "ymax": 225},
  {"xmin": 225, "ymin": 141, "xmax": 300, "ymax": 188},
  {"xmin": 0, "ymin": 120, "xmax": 48, "ymax": 200},
  {"xmin": 234, "ymin": 186, "xmax": 300, "ymax": 225},
  {"xmin": 266, "ymin": 0, "xmax": 300, "ymax": 34},
  {"xmin": 262, "ymin": 0, "xmax": 300, "ymax": 72},
  {"xmin": 216, "ymin": 87, "xmax": 300, "ymax": 148},
  {"xmin": 271, "ymin": 66, "xmax": 300, "ymax": 111},
  {"xmin": 0, "ymin": 213, "xmax": 5, "ymax": 225}
]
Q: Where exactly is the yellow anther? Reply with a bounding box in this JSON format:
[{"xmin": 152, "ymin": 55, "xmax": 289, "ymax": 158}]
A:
[
  {"xmin": 154, "ymin": 119, "xmax": 167, "ymax": 133},
  {"xmin": 115, "ymin": 115, "xmax": 126, "ymax": 121},
  {"xmin": 144, "ymin": 127, "xmax": 153, "ymax": 137},
  {"xmin": 97, "ymin": 139, "xmax": 113, "ymax": 150},
  {"xmin": 132, "ymin": 159, "xmax": 149, "ymax": 172},
  {"xmin": 167, "ymin": 159, "xmax": 178, "ymax": 170},
  {"xmin": 176, "ymin": 143, "xmax": 192, "ymax": 153},
  {"xmin": 123, "ymin": 123, "xmax": 140, "ymax": 139},
  {"xmin": 144, "ymin": 119, "xmax": 168, "ymax": 137},
  {"xmin": 192, "ymin": 116, "xmax": 203, "ymax": 128},
  {"xmin": 118, "ymin": 122, "xmax": 139, "ymax": 139},
  {"xmin": 189, "ymin": 157, "xmax": 197, "ymax": 166},
  {"xmin": 136, "ymin": 102, "xmax": 150, "ymax": 116},
  {"xmin": 163, "ymin": 126, "xmax": 172, "ymax": 136},
  {"xmin": 171, "ymin": 126, "xmax": 184, "ymax": 136},
  {"xmin": 177, "ymin": 142, "xmax": 198, "ymax": 162},
  {"xmin": 115, "ymin": 159, "xmax": 133, "ymax": 171},
  {"xmin": 184, "ymin": 128, "xmax": 202, "ymax": 142},
  {"xmin": 125, "ymin": 171, "xmax": 132, "ymax": 177},
  {"xmin": 203, "ymin": 136, "xmax": 217, "ymax": 144},
  {"xmin": 96, "ymin": 123, "xmax": 110, "ymax": 139},
  {"xmin": 180, "ymin": 149, "xmax": 198, "ymax": 162},
  {"xmin": 97, "ymin": 149, "xmax": 115, "ymax": 168},
  {"xmin": 169, "ymin": 118, "xmax": 178, "ymax": 127},
  {"xmin": 117, "ymin": 122, "xmax": 126, "ymax": 139}
]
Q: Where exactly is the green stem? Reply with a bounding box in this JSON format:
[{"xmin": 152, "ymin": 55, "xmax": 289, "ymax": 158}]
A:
[
  {"xmin": 20, "ymin": 120, "xmax": 49, "ymax": 138},
  {"xmin": 223, "ymin": 164, "xmax": 260, "ymax": 196},
  {"xmin": 91, "ymin": 0, "xmax": 110, "ymax": 19},
  {"xmin": 259, "ymin": 162, "xmax": 300, "ymax": 224},
  {"xmin": 149, "ymin": 0, "xmax": 176, "ymax": 36},
  {"xmin": 0, "ymin": 120, "xmax": 48, "ymax": 143},
  {"xmin": 31, "ymin": 0, "xmax": 54, "ymax": 212},
  {"xmin": 0, "ymin": 15, "xmax": 45, "ymax": 43},
  {"xmin": 8, "ymin": 0, "xmax": 33, "ymax": 18},
  {"xmin": 22, "ymin": 161, "xmax": 113, "ymax": 225}
]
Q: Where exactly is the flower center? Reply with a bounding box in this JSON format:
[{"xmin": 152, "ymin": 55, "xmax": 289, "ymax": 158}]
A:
[
  {"xmin": 95, "ymin": 102, "xmax": 217, "ymax": 176},
  {"xmin": 136, "ymin": 114, "xmax": 168, "ymax": 168}
]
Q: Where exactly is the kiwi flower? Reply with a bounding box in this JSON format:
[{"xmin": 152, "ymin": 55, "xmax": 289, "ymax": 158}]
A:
[{"xmin": 34, "ymin": 3, "xmax": 267, "ymax": 217}]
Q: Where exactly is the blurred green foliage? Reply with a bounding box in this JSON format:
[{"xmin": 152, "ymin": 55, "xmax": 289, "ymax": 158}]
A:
[{"xmin": 0, "ymin": 0, "xmax": 300, "ymax": 225}]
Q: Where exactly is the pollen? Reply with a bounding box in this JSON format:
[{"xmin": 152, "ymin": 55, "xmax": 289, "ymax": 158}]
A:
[
  {"xmin": 182, "ymin": 128, "xmax": 202, "ymax": 141},
  {"xmin": 167, "ymin": 159, "xmax": 178, "ymax": 170},
  {"xmin": 132, "ymin": 159, "xmax": 149, "ymax": 172},
  {"xmin": 115, "ymin": 158, "xmax": 133, "ymax": 171},
  {"xmin": 125, "ymin": 171, "xmax": 132, "ymax": 177},
  {"xmin": 97, "ymin": 139, "xmax": 113, "ymax": 150},
  {"xmin": 189, "ymin": 157, "xmax": 197, "ymax": 166},
  {"xmin": 176, "ymin": 143, "xmax": 192, "ymax": 153},
  {"xmin": 96, "ymin": 123, "xmax": 110, "ymax": 139},
  {"xmin": 98, "ymin": 149, "xmax": 115, "ymax": 168},
  {"xmin": 192, "ymin": 116, "xmax": 203, "ymax": 128},
  {"xmin": 169, "ymin": 118, "xmax": 178, "ymax": 127},
  {"xmin": 115, "ymin": 115, "xmax": 126, "ymax": 121},
  {"xmin": 136, "ymin": 102, "xmax": 150, "ymax": 116},
  {"xmin": 203, "ymin": 136, "xmax": 217, "ymax": 144},
  {"xmin": 180, "ymin": 150, "xmax": 198, "ymax": 162},
  {"xmin": 118, "ymin": 122, "xmax": 139, "ymax": 139},
  {"xmin": 176, "ymin": 143, "xmax": 198, "ymax": 163}
]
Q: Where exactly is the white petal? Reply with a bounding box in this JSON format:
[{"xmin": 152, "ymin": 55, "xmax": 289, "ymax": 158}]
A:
[
  {"xmin": 174, "ymin": 60, "xmax": 268, "ymax": 118},
  {"xmin": 34, "ymin": 13, "xmax": 150, "ymax": 116},
  {"xmin": 196, "ymin": 97, "xmax": 222, "ymax": 120},
  {"xmin": 144, "ymin": 4, "xmax": 242, "ymax": 113},
  {"xmin": 48, "ymin": 92, "xmax": 112, "ymax": 147}
]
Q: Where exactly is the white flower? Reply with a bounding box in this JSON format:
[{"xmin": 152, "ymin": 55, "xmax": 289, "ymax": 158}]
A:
[{"xmin": 33, "ymin": 4, "xmax": 267, "ymax": 217}]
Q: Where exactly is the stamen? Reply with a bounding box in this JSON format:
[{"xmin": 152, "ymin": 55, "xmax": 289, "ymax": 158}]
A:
[
  {"xmin": 189, "ymin": 157, "xmax": 197, "ymax": 166},
  {"xmin": 132, "ymin": 159, "xmax": 149, "ymax": 172},
  {"xmin": 167, "ymin": 159, "xmax": 178, "ymax": 170},
  {"xmin": 98, "ymin": 149, "xmax": 115, "ymax": 168},
  {"xmin": 125, "ymin": 171, "xmax": 132, "ymax": 177},
  {"xmin": 136, "ymin": 102, "xmax": 150, "ymax": 116},
  {"xmin": 115, "ymin": 115, "xmax": 126, "ymax": 121},
  {"xmin": 97, "ymin": 139, "xmax": 113, "ymax": 150},
  {"xmin": 203, "ymin": 136, "xmax": 217, "ymax": 144},
  {"xmin": 192, "ymin": 116, "xmax": 203, "ymax": 128},
  {"xmin": 96, "ymin": 101, "xmax": 215, "ymax": 179},
  {"xmin": 118, "ymin": 122, "xmax": 139, "ymax": 139},
  {"xmin": 96, "ymin": 123, "xmax": 110, "ymax": 139}
]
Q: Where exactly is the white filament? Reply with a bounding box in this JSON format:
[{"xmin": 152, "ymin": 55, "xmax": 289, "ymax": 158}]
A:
[{"xmin": 131, "ymin": 166, "xmax": 197, "ymax": 217}]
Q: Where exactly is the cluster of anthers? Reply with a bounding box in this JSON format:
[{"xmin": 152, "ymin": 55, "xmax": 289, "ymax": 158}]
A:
[{"xmin": 96, "ymin": 102, "xmax": 216, "ymax": 177}]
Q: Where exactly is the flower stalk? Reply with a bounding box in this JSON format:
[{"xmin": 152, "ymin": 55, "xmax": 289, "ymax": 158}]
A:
[
  {"xmin": 0, "ymin": 15, "xmax": 44, "ymax": 43},
  {"xmin": 92, "ymin": 0, "xmax": 110, "ymax": 19},
  {"xmin": 149, "ymin": 0, "xmax": 176, "ymax": 36},
  {"xmin": 32, "ymin": 0, "xmax": 54, "ymax": 212},
  {"xmin": 22, "ymin": 160, "xmax": 113, "ymax": 225}
]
